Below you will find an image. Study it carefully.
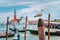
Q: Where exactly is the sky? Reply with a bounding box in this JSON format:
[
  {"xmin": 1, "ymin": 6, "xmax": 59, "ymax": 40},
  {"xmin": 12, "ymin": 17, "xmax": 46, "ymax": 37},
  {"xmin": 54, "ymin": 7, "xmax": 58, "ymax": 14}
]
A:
[{"xmin": 0, "ymin": 0, "xmax": 60, "ymax": 22}]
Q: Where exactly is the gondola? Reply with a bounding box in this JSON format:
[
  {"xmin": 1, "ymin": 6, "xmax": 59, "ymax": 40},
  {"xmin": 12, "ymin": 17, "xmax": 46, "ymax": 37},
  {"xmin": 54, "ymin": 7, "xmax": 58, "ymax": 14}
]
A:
[
  {"xmin": 9, "ymin": 27, "xmax": 16, "ymax": 31},
  {"xmin": 13, "ymin": 33, "xmax": 20, "ymax": 40},
  {"xmin": 0, "ymin": 32, "xmax": 15, "ymax": 38},
  {"xmin": 9, "ymin": 27, "xmax": 28, "ymax": 32}
]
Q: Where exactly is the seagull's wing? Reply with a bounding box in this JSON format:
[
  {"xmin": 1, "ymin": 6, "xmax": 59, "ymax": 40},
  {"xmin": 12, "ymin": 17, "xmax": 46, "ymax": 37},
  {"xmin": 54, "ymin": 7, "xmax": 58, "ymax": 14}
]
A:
[{"xmin": 34, "ymin": 13, "xmax": 42, "ymax": 17}]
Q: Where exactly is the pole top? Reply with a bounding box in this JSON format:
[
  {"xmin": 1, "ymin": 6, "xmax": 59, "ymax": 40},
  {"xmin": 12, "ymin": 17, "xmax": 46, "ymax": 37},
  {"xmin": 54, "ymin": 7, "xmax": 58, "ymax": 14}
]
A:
[{"xmin": 38, "ymin": 19, "xmax": 44, "ymax": 27}]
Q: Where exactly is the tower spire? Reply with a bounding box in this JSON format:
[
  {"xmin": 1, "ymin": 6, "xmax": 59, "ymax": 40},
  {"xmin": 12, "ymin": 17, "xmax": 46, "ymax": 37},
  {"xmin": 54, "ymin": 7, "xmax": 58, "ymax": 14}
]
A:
[
  {"xmin": 14, "ymin": 8, "xmax": 16, "ymax": 20},
  {"xmin": 14, "ymin": 8, "xmax": 16, "ymax": 15}
]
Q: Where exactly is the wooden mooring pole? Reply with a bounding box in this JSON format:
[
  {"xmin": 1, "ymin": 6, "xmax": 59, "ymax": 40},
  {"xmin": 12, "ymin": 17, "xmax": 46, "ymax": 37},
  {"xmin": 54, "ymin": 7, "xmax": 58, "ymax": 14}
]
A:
[
  {"xmin": 6, "ymin": 17, "xmax": 9, "ymax": 40},
  {"xmin": 14, "ymin": 24, "xmax": 15, "ymax": 30},
  {"xmin": 48, "ymin": 14, "xmax": 50, "ymax": 40},
  {"xmin": 24, "ymin": 16, "xmax": 28, "ymax": 40},
  {"xmin": 38, "ymin": 19, "xmax": 45, "ymax": 40},
  {"xmin": 14, "ymin": 24, "xmax": 16, "ymax": 33}
]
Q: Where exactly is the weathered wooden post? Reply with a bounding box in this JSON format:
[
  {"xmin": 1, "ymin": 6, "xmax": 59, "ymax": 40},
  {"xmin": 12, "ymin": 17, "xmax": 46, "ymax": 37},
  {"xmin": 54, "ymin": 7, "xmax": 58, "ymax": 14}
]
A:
[
  {"xmin": 14, "ymin": 24, "xmax": 15, "ymax": 30},
  {"xmin": 38, "ymin": 19, "xmax": 45, "ymax": 40},
  {"xmin": 6, "ymin": 17, "xmax": 9, "ymax": 40},
  {"xmin": 48, "ymin": 14, "xmax": 50, "ymax": 40},
  {"xmin": 13, "ymin": 24, "xmax": 16, "ymax": 33},
  {"xmin": 24, "ymin": 16, "xmax": 28, "ymax": 40}
]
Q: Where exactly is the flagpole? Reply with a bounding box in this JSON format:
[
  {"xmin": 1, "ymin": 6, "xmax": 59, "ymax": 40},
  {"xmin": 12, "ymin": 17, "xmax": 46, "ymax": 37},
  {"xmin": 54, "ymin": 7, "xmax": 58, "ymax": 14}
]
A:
[{"xmin": 6, "ymin": 17, "xmax": 9, "ymax": 40}]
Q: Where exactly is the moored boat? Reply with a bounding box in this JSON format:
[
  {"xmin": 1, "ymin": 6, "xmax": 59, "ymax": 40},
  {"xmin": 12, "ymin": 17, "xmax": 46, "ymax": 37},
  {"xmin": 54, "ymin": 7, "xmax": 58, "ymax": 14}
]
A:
[
  {"xmin": 29, "ymin": 25, "xmax": 60, "ymax": 36},
  {"xmin": 29, "ymin": 22, "xmax": 60, "ymax": 36},
  {"xmin": 0, "ymin": 32, "xmax": 15, "ymax": 38},
  {"xmin": 13, "ymin": 33, "xmax": 20, "ymax": 40},
  {"xmin": 9, "ymin": 27, "xmax": 16, "ymax": 32},
  {"xmin": 9, "ymin": 27, "xmax": 28, "ymax": 32},
  {"xmin": 29, "ymin": 29, "xmax": 38, "ymax": 35}
]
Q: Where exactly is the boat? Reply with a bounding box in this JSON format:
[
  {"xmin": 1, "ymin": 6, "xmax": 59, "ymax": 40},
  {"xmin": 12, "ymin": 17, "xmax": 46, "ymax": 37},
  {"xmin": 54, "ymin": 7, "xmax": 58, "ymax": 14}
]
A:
[
  {"xmin": 9, "ymin": 27, "xmax": 28, "ymax": 32},
  {"xmin": 0, "ymin": 32, "xmax": 15, "ymax": 38},
  {"xmin": 29, "ymin": 23, "xmax": 60, "ymax": 36},
  {"xmin": 17, "ymin": 26, "xmax": 29, "ymax": 32},
  {"xmin": 29, "ymin": 28, "xmax": 60, "ymax": 36},
  {"xmin": 16, "ymin": 29, "xmax": 27, "ymax": 32},
  {"xmin": 29, "ymin": 29, "xmax": 38, "ymax": 35},
  {"xmin": 16, "ymin": 29, "xmax": 25, "ymax": 32},
  {"xmin": 9, "ymin": 27, "xmax": 16, "ymax": 32},
  {"xmin": 13, "ymin": 33, "xmax": 20, "ymax": 40}
]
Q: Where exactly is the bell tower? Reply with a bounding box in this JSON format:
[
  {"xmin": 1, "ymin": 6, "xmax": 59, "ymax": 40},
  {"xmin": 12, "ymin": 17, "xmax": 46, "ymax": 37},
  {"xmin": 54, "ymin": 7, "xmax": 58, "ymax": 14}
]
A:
[{"xmin": 14, "ymin": 9, "xmax": 16, "ymax": 20}]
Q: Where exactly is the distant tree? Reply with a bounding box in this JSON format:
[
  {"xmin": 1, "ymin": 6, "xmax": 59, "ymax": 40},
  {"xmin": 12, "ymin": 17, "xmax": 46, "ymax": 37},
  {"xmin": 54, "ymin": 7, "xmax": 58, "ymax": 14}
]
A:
[{"xmin": 54, "ymin": 19, "xmax": 60, "ymax": 22}]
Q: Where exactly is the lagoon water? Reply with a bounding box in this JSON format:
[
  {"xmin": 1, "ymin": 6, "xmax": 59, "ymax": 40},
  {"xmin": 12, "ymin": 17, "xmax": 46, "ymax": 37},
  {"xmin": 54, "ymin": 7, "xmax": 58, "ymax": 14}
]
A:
[{"xmin": 0, "ymin": 24, "xmax": 60, "ymax": 40}]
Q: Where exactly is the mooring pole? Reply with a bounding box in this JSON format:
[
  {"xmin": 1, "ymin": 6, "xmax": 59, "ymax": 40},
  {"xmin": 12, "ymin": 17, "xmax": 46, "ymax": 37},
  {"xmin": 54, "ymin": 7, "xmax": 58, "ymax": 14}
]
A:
[
  {"xmin": 14, "ymin": 24, "xmax": 15, "ymax": 30},
  {"xmin": 14, "ymin": 24, "xmax": 16, "ymax": 33},
  {"xmin": 6, "ymin": 17, "xmax": 9, "ymax": 40},
  {"xmin": 48, "ymin": 14, "xmax": 50, "ymax": 40},
  {"xmin": 38, "ymin": 19, "xmax": 45, "ymax": 40},
  {"xmin": 24, "ymin": 16, "xmax": 28, "ymax": 40}
]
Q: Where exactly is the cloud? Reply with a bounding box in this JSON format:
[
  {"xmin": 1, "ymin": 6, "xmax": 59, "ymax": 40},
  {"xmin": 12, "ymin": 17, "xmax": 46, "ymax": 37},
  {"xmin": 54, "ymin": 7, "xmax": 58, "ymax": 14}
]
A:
[
  {"xmin": 0, "ymin": 12, "xmax": 13, "ymax": 22},
  {"xmin": 17, "ymin": 8, "xmax": 35, "ymax": 14},
  {"xmin": 0, "ymin": 7, "xmax": 38, "ymax": 22},
  {"xmin": 0, "ymin": 0, "xmax": 60, "ymax": 7},
  {"xmin": 0, "ymin": 0, "xmax": 60, "ymax": 22},
  {"xmin": 28, "ymin": 0, "xmax": 60, "ymax": 14},
  {"xmin": 0, "ymin": 2, "xmax": 37, "ymax": 7},
  {"xmin": 28, "ymin": 0, "xmax": 60, "ymax": 20},
  {"xmin": 29, "ymin": 0, "xmax": 60, "ymax": 9}
]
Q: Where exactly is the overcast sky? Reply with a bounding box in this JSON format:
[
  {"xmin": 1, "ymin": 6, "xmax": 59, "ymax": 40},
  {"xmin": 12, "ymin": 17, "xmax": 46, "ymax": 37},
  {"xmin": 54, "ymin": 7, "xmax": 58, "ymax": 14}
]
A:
[{"xmin": 0, "ymin": 0, "xmax": 60, "ymax": 22}]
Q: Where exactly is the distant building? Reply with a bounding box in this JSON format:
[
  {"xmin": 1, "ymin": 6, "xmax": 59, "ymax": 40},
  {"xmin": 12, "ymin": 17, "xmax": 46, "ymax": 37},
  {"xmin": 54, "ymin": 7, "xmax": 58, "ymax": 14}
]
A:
[
  {"xmin": 28, "ymin": 20, "xmax": 48, "ymax": 25},
  {"xmin": 10, "ymin": 9, "xmax": 22, "ymax": 24},
  {"xmin": 28, "ymin": 20, "xmax": 38, "ymax": 25},
  {"xmin": 28, "ymin": 20, "xmax": 53, "ymax": 25}
]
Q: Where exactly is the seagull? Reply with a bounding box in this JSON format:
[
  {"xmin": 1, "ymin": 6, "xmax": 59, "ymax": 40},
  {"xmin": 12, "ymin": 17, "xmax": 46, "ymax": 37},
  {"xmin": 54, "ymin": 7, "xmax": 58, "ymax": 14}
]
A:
[{"xmin": 34, "ymin": 10, "xmax": 43, "ymax": 17}]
